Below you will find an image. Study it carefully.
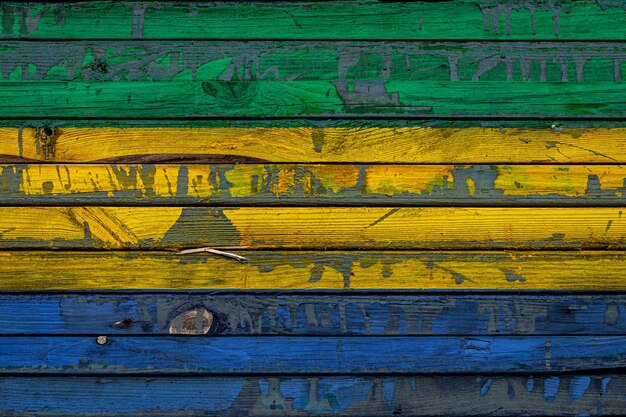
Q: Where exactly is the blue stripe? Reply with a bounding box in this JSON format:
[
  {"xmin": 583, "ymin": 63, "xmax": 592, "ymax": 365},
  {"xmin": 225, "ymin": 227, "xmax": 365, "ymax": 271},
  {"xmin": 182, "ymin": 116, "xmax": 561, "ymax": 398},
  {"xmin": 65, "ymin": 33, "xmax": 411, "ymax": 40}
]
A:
[
  {"xmin": 0, "ymin": 294, "xmax": 624, "ymax": 335},
  {"xmin": 0, "ymin": 336, "xmax": 624, "ymax": 374},
  {"xmin": 0, "ymin": 375, "xmax": 623, "ymax": 415}
]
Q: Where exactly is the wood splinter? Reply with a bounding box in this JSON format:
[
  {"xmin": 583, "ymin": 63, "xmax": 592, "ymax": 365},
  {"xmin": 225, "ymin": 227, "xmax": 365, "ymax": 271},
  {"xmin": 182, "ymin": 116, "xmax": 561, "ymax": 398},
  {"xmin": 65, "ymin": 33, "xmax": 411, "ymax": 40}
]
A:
[
  {"xmin": 113, "ymin": 318, "xmax": 133, "ymax": 328},
  {"xmin": 177, "ymin": 247, "xmax": 249, "ymax": 263}
]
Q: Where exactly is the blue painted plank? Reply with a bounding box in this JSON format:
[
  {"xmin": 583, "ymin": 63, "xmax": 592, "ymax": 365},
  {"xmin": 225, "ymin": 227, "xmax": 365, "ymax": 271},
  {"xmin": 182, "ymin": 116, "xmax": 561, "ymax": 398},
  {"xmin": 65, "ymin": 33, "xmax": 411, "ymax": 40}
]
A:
[
  {"xmin": 1, "ymin": 336, "xmax": 624, "ymax": 374},
  {"xmin": 1, "ymin": 375, "xmax": 624, "ymax": 415},
  {"xmin": 0, "ymin": 293, "xmax": 625, "ymax": 336}
]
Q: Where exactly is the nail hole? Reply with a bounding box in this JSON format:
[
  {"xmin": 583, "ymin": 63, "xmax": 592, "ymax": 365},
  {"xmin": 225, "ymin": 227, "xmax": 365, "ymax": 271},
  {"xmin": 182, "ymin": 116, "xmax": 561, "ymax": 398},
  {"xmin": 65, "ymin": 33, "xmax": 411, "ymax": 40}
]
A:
[
  {"xmin": 42, "ymin": 127, "xmax": 53, "ymax": 137},
  {"xmin": 96, "ymin": 335, "xmax": 108, "ymax": 345}
]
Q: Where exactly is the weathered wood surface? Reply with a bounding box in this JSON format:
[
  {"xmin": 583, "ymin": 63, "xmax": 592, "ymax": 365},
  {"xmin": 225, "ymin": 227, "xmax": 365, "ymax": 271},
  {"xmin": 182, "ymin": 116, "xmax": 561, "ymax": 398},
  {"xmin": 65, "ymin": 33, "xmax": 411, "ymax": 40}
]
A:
[
  {"xmin": 1, "ymin": 1, "xmax": 625, "ymax": 415},
  {"xmin": 3, "ymin": 126, "xmax": 626, "ymax": 164},
  {"xmin": 2, "ymin": 42, "xmax": 625, "ymax": 83},
  {"xmin": 1, "ymin": 41, "xmax": 625, "ymax": 117},
  {"xmin": 3, "ymin": 251, "xmax": 626, "ymax": 290},
  {"xmin": 1, "ymin": 80, "xmax": 624, "ymax": 118},
  {"xmin": 2, "ymin": 294, "xmax": 624, "ymax": 336},
  {"xmin": 1, "ymin": 1, "xmax": 625, "ymax": 40},
  {"xmin": 4, "ymin": 163, "xmax": 626, "ymax": 206},
  {"xmin": 3, "ymin": 375, "xmax": 625, "ymax": 416},
  {"xmin": 1, "ymin": 206, "xmax": 626, "ymax": 250},
  {"xmin": 3, "ymin": 335, "xmax": 626, "ymax": 374}
]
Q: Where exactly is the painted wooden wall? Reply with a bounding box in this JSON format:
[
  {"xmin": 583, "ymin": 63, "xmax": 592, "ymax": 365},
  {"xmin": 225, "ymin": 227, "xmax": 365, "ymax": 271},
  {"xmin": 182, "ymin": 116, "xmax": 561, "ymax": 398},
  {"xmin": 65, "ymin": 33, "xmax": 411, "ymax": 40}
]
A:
[{"xmin": 0, "ymin": 1, "xmax": 625, "ymax": 415}]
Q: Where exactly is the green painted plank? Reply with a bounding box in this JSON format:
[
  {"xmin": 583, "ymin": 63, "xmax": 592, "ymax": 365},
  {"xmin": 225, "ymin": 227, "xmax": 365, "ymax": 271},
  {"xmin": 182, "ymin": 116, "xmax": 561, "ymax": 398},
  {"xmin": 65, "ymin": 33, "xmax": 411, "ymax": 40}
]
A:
[
  {"xmin": 1, "ymin": 41, "xmax": 624, "ymax": 83},
  {"xmin": 3, "ymin": 375, "xmax": 625, "ymax": 416},
  {"xmin": 0, "ymin": 41, "xmax": 623, "ymax": 118},
  {"xmin": 0, "ymin": 80, "xmax": 624, "ymax": 118},
  {"xmin": 1, "ymin": 1, "xmax": 625, "ymax": 40}
]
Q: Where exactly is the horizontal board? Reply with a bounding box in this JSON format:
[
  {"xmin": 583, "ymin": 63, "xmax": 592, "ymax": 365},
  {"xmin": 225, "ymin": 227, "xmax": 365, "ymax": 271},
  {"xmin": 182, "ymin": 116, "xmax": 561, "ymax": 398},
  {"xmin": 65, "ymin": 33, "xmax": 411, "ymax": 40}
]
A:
[
  {"xmin": 3, "ymin": 126, "xmax": 626, "ymax": 164},
  {"xmin": 0, "ymin": 41, "xmax": 623, "ymax": 118},
  {"xmin": 3, "ymin": 251, "xmax": 626, "ymax": 290},
  {"xmin": 2, "ymin": 335, "xmax": 625, "ymax": 374},
  {"xmin": 3, "ymin": 375, "xmax": 625, "ymax": 416},
  {"xmin": 2, "ymin": 41, "xmax": 625, "ymax": 84},
  {"xmin": 3, "ymin": 163, "xmax": 626, "ymax": 206},
  {"xmin": 1, "ymin": 1, "xmax": 625, "ymax": 40},
  {"xmin": 1, "ymin": 206, "xmax": 626, "ymax": 249},
  {"xmin": 2, "ymin": 293, "xmax": 625, "ymax": 336},
  {"xmin": 0, "ymin": 41, "xmax": 623, "ymax": 117},
  {"xmin": 0, "ymin": 80, "xmax": 624, "ymax": 118}
]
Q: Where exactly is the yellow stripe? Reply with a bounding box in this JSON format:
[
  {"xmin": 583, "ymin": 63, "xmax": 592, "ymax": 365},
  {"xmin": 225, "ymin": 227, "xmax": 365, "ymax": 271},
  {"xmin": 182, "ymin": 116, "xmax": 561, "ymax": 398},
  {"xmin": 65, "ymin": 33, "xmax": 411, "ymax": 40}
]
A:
[
  {"xmin": 1, "ymin": 251, "xmax": 625, "ymax": 290},
  {"xmin": 2, "ymin": 164, "xmax": 624, "ymax": 200},
  {"xmin": 1, "ymin": 127, "xmax": 625, "ymax": 163},
  {"xmin": 0, "ymin": 207, "xmax": 625, "ymax": 249}
]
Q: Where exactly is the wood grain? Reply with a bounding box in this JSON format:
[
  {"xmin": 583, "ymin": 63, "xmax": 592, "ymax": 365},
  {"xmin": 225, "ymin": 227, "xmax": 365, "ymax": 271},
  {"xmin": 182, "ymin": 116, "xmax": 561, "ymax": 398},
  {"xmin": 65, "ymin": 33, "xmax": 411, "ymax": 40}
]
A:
[
  {"xmin": 0, "ymin": 41, "xmax": 624, "ymax": 118},
  {"xmin": 1, "ymin": 1, "xmax": 624, "ymax": 40},
  {"xmin": 2, "ymin": 293, "xmax": 624, "ymax": 336},
  {"xmin": 3, "ymin": 126, "xmax": 625, "ymax": 163},
  {"xmin": 3, "ymin": 375, "xmax": 625, "ymax": 416},
  {"xmin": 3, "ymin": 163, "xmax": 626, "ymax": 206},
  {"xmin": 0, "ymin": 80, "xmax": 623, "ymax": 118},
  {"xmin": 3, "ymin": 335, "xmax": 626, "ymax": 374},
  {"xmin": 1, "ymin": 206, "xmax": 625, "ymax": 250},
  {"xmin": 2, "ymin": 251, "xmax": 626, "ymax": 290},
  {"xmin": 2, "ymin": 1, "xmax": 626, "ymax": 415},
  {"xmin": 2, "ymin": 41, "xmax": 624, "ymax": 84}
]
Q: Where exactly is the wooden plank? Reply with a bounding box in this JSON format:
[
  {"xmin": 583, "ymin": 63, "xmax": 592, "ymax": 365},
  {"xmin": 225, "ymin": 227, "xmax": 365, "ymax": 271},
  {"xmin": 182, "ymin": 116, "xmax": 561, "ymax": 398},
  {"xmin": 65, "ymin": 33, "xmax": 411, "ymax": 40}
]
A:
[
  {"xmin": 1, "ymin": 206, "xmax": 626, "ymax": 250},
  {"xmin": 0, "ymin": 79, "xmax": 623, "ymax": 118},
  {"xmin": 3, "ymin": 251, "xmax": 626, "ymax": 290},
  {"xmin": 2, "ymin": 335, "xmax": 625, "ymax": 374},
  {"xmin": 1, "ymin": 1, "xmax": 625, "ymax": 40},
  {"xmin": 2, "ymin": 163, "xmax": 626, "ymax": 206},
  {"xmin": 2, "ymin": 293, "xmax": 625, "ymax": 336},
  {"xmin": 2, "ymin": 41, "xmax": 624, "ymax": 84},
  {"xmin": 3, "ymin": 375, "xmax": 625, "ymax": 416},
  {"xmin": 3, "ymin": 126, "xmax": 626, "ymax": 164},
  {"xmin": 0, "ymin": 41, "xmax": 623, "ymax": 118}
]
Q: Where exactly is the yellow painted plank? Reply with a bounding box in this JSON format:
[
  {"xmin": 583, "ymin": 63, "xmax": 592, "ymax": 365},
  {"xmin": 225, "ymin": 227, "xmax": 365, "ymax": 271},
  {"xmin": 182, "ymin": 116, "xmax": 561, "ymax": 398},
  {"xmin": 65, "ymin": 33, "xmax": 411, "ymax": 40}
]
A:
[
  {"xmin": 1, "ymin": 127, "xmax": 625, "ymax": 163},
  {"xmin": 1, "ymin": 251, "xmax": 626, "ymax": 290},
  {"xmin": 1, "ymin": 207, "xmax": 625, "ymax": 250},
  {"xmin": 1, "ymin": 163, "xmax": 625, "ymax": 205}
]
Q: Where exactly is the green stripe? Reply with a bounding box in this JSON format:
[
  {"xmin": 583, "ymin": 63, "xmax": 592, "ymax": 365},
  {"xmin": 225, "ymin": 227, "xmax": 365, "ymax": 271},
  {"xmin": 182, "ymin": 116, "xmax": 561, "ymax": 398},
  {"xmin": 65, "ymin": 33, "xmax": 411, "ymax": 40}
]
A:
[
  {"xmin": 1, "ymin": 41, "xmax": 623, "ymax": 83},
  {"xmin": 1, "ymin": 1, "xmax": 625, "ymax": 40},
  {"xmin": 0, "ymin": 80, "xmax": 624, "ymax": 118},
  {"xmin": 1, "ymin": 41, "xmax": 623, "ymax": 118}
]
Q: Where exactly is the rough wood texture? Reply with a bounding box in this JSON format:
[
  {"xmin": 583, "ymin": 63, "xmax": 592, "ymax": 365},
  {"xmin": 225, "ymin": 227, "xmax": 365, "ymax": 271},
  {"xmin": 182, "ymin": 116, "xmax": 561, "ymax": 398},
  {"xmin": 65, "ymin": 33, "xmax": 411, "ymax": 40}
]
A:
[
  {"xmin": 3, "ymin": 163, "xmax": 626, "ymax": 206},
  {"xmin": 2, "ymin": 1, "xmax": 626, "ymax": 415},
  {"xmin": 1, "ymin": 206, "xmax": 626, "ymax": 250},
  {"xmin": 2, "ymin": 42, "xmax": 624, "ymax": 83},
  {"xmin": 3, "ymin": 251, "xmax": 626, "ymax": 290},
  {"xmin": 3, "ymin": 126, "xmax": 626, "ymax": 163},
  {"xmin": 2, "ymin": 293, "xmax": 624, "ymax": 336},
  {"xmin": 0, "ymin": 80, "xmax": 623, "ymax": 118},
  {"xmin": 3, "ymin": 375, "xmax": 625, "ymax": 416},
  {"xmin": 1, "ymin": 1, "xmax": 625, "ymax": 40},
  {"xmin": 1, "ymin": 40, "xmax": 625, "ymax": 118},
  {"xmin": 3, "ymin": 335, "xmax": 626, "ymax": 374}
]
